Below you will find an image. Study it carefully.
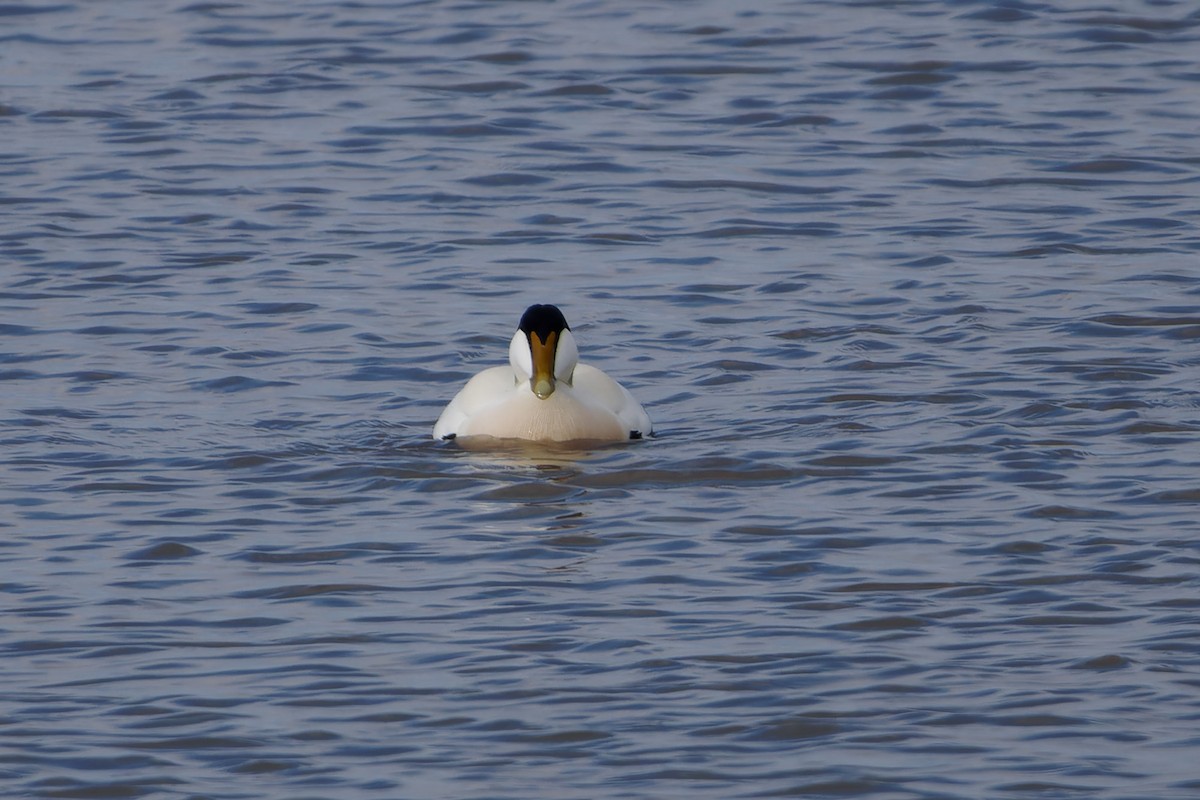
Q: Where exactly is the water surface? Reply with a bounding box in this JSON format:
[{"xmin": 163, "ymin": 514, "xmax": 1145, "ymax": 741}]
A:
[{"xmin": 3, "ymin": 1, "xmax": 1200, "ymax": 798}]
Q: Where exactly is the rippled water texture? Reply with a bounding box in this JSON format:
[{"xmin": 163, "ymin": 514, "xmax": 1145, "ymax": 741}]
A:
[{"xmin": 3, "ymin": 1, "xmax": 1200, "ymax": 798}]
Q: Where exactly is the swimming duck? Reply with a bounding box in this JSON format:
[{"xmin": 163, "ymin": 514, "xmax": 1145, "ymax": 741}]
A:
[{"xmin": 433, "ymin": 304, "xmax": 652, "ymax": 443}]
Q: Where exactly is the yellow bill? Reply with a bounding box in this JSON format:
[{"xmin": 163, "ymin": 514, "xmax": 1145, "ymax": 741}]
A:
[{"xmin": 529, "ymin": 329, "xmax": 558, "ymax": 399}]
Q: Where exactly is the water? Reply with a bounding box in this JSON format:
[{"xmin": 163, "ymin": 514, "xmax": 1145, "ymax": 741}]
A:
[{"xmin": 3, "ymin": 1, "xmax": 1200, "ymax": 797}]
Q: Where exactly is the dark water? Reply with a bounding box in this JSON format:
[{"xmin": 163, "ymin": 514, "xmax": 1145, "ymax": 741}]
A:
[{"xmin": 4, "ymin": 1, "xmax": 1200, "ymax": 798}]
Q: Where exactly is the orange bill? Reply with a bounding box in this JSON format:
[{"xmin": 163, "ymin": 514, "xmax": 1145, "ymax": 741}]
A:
[{"xmin": 529, "ymin": 329, "xmax": 558, "ymax": 399}]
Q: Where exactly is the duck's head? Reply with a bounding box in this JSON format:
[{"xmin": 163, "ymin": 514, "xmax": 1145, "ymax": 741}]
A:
[{"xmin": 509, "ymin": 304, "xmax": 578, "ymax": 399}]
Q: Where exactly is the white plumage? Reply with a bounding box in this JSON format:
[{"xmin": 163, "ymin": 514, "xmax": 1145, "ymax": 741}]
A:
[{"xmin": 433, "ymin": 304, "xmax": 652, "ymax": 444}]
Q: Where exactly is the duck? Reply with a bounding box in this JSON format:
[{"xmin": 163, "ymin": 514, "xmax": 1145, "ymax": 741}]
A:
[{"xmin": 433, "ymin": 304, "xmax": 652, "ymax": 443}]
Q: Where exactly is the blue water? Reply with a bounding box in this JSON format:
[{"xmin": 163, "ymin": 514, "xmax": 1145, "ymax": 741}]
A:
[{"xmin": 3, "ymin": 1, "xmax": 1200, "ymax": 798}]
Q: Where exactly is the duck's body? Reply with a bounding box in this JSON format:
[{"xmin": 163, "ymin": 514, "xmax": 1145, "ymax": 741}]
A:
[{"xmin": 433, "ymin": 305, "xmax": 651, "ymax": 444}]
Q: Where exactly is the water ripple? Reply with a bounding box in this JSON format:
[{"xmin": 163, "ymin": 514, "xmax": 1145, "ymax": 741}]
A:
[{"xmin": 3, "ymin": 1, "xmax": 1200, "ymax": 798}]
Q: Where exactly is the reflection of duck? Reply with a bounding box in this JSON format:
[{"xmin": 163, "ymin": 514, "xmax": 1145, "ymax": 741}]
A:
[{"xmin": 433, "ymin": 304, "xmax": 652, "ymax": 444}]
